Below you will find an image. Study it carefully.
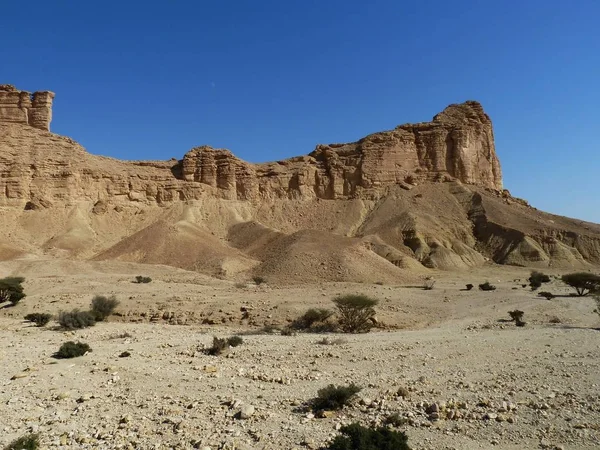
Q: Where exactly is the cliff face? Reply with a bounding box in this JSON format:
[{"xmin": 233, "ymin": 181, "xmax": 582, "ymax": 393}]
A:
[{"xmin": 0, "ymin": 85, "xmax": 54, "ymax": 131}]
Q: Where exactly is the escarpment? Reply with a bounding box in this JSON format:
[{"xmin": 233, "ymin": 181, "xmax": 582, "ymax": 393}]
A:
[{"xmin": 0, "ymin": 84, "xmax": 598, "ymax": 277}]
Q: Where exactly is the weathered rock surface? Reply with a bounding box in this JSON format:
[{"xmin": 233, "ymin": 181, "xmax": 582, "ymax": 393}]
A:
[{"xmin": 0, "ymin": 84, "xmax": 599, "ymax": 275}]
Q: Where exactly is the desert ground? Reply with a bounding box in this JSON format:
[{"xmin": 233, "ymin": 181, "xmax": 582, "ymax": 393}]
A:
[{"xmin": 1, "ymin": 260, "xmax": 599, "ymax": 450}]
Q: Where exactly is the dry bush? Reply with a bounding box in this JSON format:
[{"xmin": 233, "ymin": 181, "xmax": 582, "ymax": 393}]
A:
[
  {"xmin": 24, "ymin": 313, "xmax": 52, "ymax": 327},
  {"xmin": 58, "ymin": 309, "xmax": 96, "ymax": 330},
  {"xmin": 323, "ymin": 423, "xmax": 410, "ymax": 450},
  {"xmin": 317, "ymin": 337, "xmax": 348, "ymax": 346},
  {"xmin": 134, "ymin": 276, "xmax": 152, "ymax": 283},
  {"xmin": 291, "ymin": 308, "xmax": 334, "ymax": 331},
  {"xmin": 479, "ymin": 281, "xmax": 496, "ymax": 291},
  {"xmin": 91, "ymin": 295, "xmax": 120, "ymax": 321},
  {"xmin": 4, "ymin": 433, "xmax": 40, "ymax": 450},
  {"xmin": 312, "ymin": 384, "xmax": 361, "ymax": 411},
  {"xmin": 54, "ymin": 341, "xmax": 91, "ymax": 359}
]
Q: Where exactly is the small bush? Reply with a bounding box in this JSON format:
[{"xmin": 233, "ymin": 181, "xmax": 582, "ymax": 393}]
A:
[
  {"xmin": 292, "ymin": 308, "xmax": 334, "ymax": 330},
  {"xmin": 0, "ymin": 276, "xmax": 26, "ymax": 306},
  {"xmin": 561, "ymin": 272, "xmax": 600, "ymax": 296},
  {"xmin": 538, "ymin": 291, "xmax": 555, "ymax": 300},
  {"xmin": 333, "ymin": 294, "xmax": 378, "ymax": 333},
  {"xmin": 528, "ymin": 270, "xmax": 550, "ymax": 290},
  {"xmin": 385, "ymin": 412, "xmax": 407, "ymax": 427},
  {"xmin": 4, "ymin": 433, "xmax": 40, "ymax": 450},
  {"xmin": 548, "ymin": 316, "xmax": 562, "ymax": 324},
  {"xmin": 134, "ymin": 276, "xmax": 152, "ymax": 283},
  {"xmin": 479, "ymin": 281, "xmax": 496, "ymax": 291},
  {"xmin": 227, "ymin": 335, "xmax": 243, "ymax": 347},
  {"xmin": 58, "ymin": 309, "xmax": 96, "ymax": 330},
  {"xmin": 280, "ymin": 327, "xmax": 296, "ymax": 336},
  {"xmin": 465, "ymin": 284, "xmax": 473, "ymax": 291},
  {"xmin": 508, "ymin": 310, "xmax": 526, "ymax": 327},
  {"xmin": 207, "ymin": 337, "xmax": 230, "ymax": 356},
  {"xmin": 252, "ymin": 276, "xmax": 266, "ymax": 285},
  {"xmin": 54, "ymin": 341, "xmax": 91, "ymax": 359},
  {"xmin": 24, "ymin": 313, "xmax": 52, "ymax": 327},
  {"xmin": 422, "ymin": 279, "xmax": 435, "ymax": 290},
  {"xmin": 322, "ymin": 423, "xmax": 411, "ymax": 450},
  {"xmin": 90, "ymin": 295, "xmax": 119, "ymax": 321},
  {"xmin": 313, "ymin": 384, "xmax": 361, "ymax": 411}
]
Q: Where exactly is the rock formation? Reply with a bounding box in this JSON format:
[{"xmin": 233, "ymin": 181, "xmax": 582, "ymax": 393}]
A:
[
  {"xmin": 0, "ymin": 85, "xmax": 54, "ymax": 131},
  {"xmin": 0, "ymin": 84, "xmax": 598, "ymax": 277}
]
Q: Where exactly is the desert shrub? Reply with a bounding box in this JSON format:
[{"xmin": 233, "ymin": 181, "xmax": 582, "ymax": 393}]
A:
[
  {"xmin": 207, "ymin": 337, "xmax": 230, "ymax": 356},
  {"xmin": 561, "ymin": 272, "xmax": 600, "ymax": 296},
  {"xmin": 234, "ymin": 281, "xmax": 247, "ymax": 289},
  {"xmin": 374, "ymin": 281, "xmax": 384, "ymax": 286},
  {"xmin": 422, "ymin": 280, "xmax": 435, "ymax": 290},
  {"xmin": 227, "ymin": 335, "xmax": 243, "ymax": 347},
  {"xmin": 280, "ymin": 327, "xmax": 296, "ymax": 336},
  {"xmin": 58, "ymin": 309, "xmax": 96, "ymax": 329},
  {"xmin": 134, "ymin": 276, "xmax": 152, "ymax": 283},
  {"xmin": 465, "ymin": 284, "xmax": 473, "ymax": 291},
  {"xmin": 252, "ymin": 276, "xmax": 266, "ymax": 285},
  {"xmin": 90, "ymin": 295, "xmax": 119, "ymax": 321},
  {"xmin": 508, "ymin": 310, "xmax": 526, "ymax": 327},
  {"xmin": 538, "ymin": 291, "xmax": 555, "ymax": 300},
  {"xmin": 313, "ymin": 384, "xmax": 361, "ymax": 411},
  {"xmin": 24, "ymin": 313, "xmax": 52, "ymax": 327},
  {"xmin": 54, "ymin": 341, "xmax": 91, "ymax": 359},
  {"xmin": 479, "ymin": 281, "xmax": 496, "ymax": 291},
  {"xmin": 292, "ymin": 308, "xmax": 334, "ymax": 330},
  {"xmin": 4, "ymin": 433, "xmax": 40, "ymax": 450},
  {"xmin": 0, "ymin": 276, "xmax": 26, "ymax": 306},
  {"xmin": 548, "ymin": 316, "xmax": 562, "ymax": 324},
  {"xmin": 322, "ymin": 423, "xmax": 410, "ymax": 450},
  {"xmin": 333, "ymin": 294, "xmax": 378, "ymax": 333},
  {"xmin": 529, "ymin": 271, "xmax": 550, "ymax": 290},
  {"xmin": 385, "ymin": 412, "xmax": 407, "ymax": 427}
]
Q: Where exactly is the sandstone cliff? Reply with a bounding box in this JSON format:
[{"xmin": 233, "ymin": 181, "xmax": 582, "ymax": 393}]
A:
[
  {"xmin": 0, "ymin": 85, "xmax": 54, "ymax": 131},
  {"xmin": 0, "ymin": 85, "xmax": 598, "ymax": 280}
]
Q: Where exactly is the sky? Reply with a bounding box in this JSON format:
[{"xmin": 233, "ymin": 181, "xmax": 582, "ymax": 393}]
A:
[{"xmin": 1, "ymin": 0, "xmax": 599, "ymax": 223}]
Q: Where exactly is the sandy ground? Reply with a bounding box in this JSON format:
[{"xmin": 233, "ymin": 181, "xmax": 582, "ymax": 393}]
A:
[{"xmin": 1, "ymin": 260, "xmax": 600, "ymax": 449}]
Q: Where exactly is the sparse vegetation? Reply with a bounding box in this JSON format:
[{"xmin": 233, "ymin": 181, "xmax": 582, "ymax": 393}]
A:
[
  {"xmin": 90, "ymin": 295, "xmax": 120, "ymax": 321},
  {"xmin": 24, "ymin": 313, "xmax": 52, "ymax": 327},
  {"xmin": 478, "ymin": 281, "xmax": 496, "ymax": 291},
  {"xmin": 207, "ymin": 337, "xmax": 230, "ymax": 355},
  {"xmin": 538, "ymin": 291, "xmax": 555, "ymax": 300},
  {"xmin": 291, "ymin": 308, "xmax": 334, "ymax": 331},
  {"xmin": 561, "ymin": 272, "xmax": 600, "ymax": 296},
  {"xmin": 385, "ymin": 412, "xmax": 407, "ymax": 427},
  {"xmin": 4, "ymin": 433, "xmax": 40, "ymax": 450},
  {"xmin": 253, "ymin": 276, "xmax": 266, "ymax": 285},
  {"xmin": 54, "ymin": 341, "xmax": 91, "ymax": 359},
  {"xmin": 0, "ymin": 276, "xmax": 26, "ymax": 306},
  {"xmin": 322, "ymin": 423, "xmax": 411, "ymax": 450},
  {"xmin": 227, "ymin": 335, "xmax": 244, "ymax": 347},
  {"xmin": 332, "ymin": 294, "xmax": 378, "ymax": 333},
  {"xmin": 548, "ymin": 316, "xmax": 562, "ymax": 324},
  {"xmin": 134, "ymin": 275, "xmax": 152, "ymax": 283},
  {"xmin": 508, "ymin": 310, "xmax": 526, "ymax": 327},
  {"xmin": 313, "ymin": 384, "xmax": 361, "ymax": 411},
  {"xmin": 465, "ymin": 284, "xmax": 473, "ymax": 291},
  {"xmin": 58, "ymin": 309, "xmax": 96, "ymax": 330},
  {"xmin": 528, "ymin": 270, "xmax": 550, "ymax": 291}
]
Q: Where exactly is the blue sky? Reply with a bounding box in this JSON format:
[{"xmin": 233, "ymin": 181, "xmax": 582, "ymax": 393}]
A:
[{"xmin": 2, "ymin": 1, "xmax": 599, "ymax": 223}]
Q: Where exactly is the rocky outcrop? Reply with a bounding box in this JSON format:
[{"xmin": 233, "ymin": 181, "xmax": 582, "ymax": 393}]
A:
[{"xmin": 0, "ymin": 85, "xmax": 54, "ymax": 131}]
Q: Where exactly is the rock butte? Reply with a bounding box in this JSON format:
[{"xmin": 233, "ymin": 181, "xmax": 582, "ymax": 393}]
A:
[{"xmin": 0, "ymin": 85, "xmax": 599, "ymax": 280}]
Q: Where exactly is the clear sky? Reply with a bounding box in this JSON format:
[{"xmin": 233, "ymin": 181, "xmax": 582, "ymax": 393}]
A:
[{"xmin": 2, "ymin": 1, "xmax": 599, "ymax": 223}]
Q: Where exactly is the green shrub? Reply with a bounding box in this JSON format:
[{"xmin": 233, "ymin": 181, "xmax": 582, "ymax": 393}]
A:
[
  {"xmin": 561, "ymin": 272, "xmax": 600, "ymax": 296},
  {"xmin": 90, "ymin": 295, "xmax": 119, "ymax": 321},
  {"xmin": 24, "ymin": 313, "xmax": 52, "ymax": 327},
  {"xmin": 321, "ymin": 423, "xmax": 410, "ymax": 450},
  {"xmin": 478, "ymin": 281, "xmax": 496, "ymax": 291},
  {"xmin": 291, "ymin": 308, "xmax": 334, "ymax": 331},
  {"xmin": 529, "ymin": 271, "xmax": 550, "ymax": 290},
  {"xmin": 134, "ymin": 276, "xmax": 152, "ymax": 283},
  {"xmin": 4, "ymin": 433, "xmax": 40, "ymax": 450},
  {"xmin": 227, "ymin": 335, "xmax": 243, "ymax": 347},
  {"xmin": 58, "ymin": 309, "xmax": 96, "ymax": 330},
  {"xmin": 54, "ymin": 341, "xmax": 91, "ymax": 359},
  {"xmin": 253, "ymin": 276, "xmax": 266, "ymax": 285},
  {"xmin": 313, "ymin": 384, "xmax": 361, "ymax": 411},
  {"xmin": 0, "ymin": 276, "xmax": 26, "ymax": 306},
  {"xmin": 538, "ymin": 291, "xmax": 555, "ymax": 300},
  {"xmin": 332, "ymin": 294, "xmax": 378, "ymax": 333}
]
